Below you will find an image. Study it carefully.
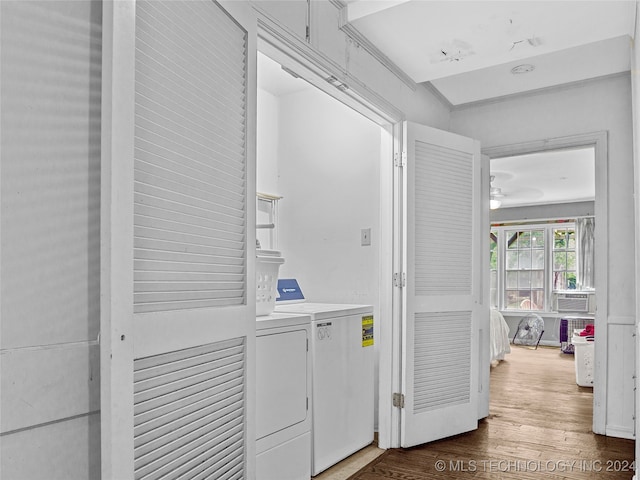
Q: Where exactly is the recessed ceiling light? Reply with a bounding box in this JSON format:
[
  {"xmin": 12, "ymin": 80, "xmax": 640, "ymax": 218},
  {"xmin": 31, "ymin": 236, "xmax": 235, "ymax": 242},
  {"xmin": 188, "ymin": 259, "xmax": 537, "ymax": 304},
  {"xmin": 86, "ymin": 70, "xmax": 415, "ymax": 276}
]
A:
[{"xmin": 511, "ymin": 64, "xmax": 535, "ymax": 75}]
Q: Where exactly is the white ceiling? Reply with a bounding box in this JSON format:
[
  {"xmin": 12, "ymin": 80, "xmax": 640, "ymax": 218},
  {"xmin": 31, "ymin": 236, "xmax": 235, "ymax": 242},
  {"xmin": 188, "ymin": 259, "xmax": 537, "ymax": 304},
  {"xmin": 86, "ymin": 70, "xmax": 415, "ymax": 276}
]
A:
[
  {"xmin": 258, "ymin": 2, "xmax": 621, "ymax": 208},
  {"xmin": 345, "ymin": 0, "xmax": 635, "ymax": 106},
  {"xmin": 491, "ymin": 148, "xmax": 595, "ymax": 208}
]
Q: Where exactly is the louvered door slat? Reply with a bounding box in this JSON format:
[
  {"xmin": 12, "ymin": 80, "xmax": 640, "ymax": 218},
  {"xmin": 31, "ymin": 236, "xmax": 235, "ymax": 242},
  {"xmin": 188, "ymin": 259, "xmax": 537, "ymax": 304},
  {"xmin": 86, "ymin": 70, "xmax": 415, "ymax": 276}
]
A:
[
  {"xmin": 134, "ymin": 214, "xmax": 244, "ymax": 243},
  {"xmin": 134, "ymin": 225, "xmax": 243, "ymax": 252},
  {"xmin": 135, "ymin": 103, "xmax": 246, "ymax": 169},
  {"xmin": 135, "ymin": 61, "xmax": 246, "ymax": 130},
  {"xmin": 414, "ymin": 141, "xmax": 473, "ymax": 296},
  {"xmin": 134, "ymin": 145, "xmax": 245, "ymax": 196},
  {"xmin": 139, "ymin": 1, "xmax": 247, "ymax": 87},
  {"xmin": 133, "ymin": 0, "xmax": 247, "ymax": 313},
  {"xmin": 135, "ymin": 6, "xmax": 247, "ymax": 103},
  {"xmin": 134, "ymin": 195, "xmax": 245, "ymax": 229},
  {"xmin": 135, "ymin": 413, "xmax": 244, "ymax": 476},
  {"xmin": 136, "ymin": 389, "xmax": 243, "ymax": 443},
  {"xmin": 135, "ymin": 171, "xmax": 245, "ymax": 213},
  {"xmin": 135, "ymin": 374, "xmax": 243, "ymax": 424},
  {"xmin": 134, "ymin": 337, "xmax": 246, "ymax": 480},
  {"xmin": 134, "ymin": 126, "xmax": 245, "ymax": 177},
  {"xmin": 413, "ymin": 312, "xmax": 472, "ymax": 413},
  {"xmin": 134, "ymin": 259, "xmax": 242, "ymax": 275},
  {"xmin": 135, "ymin": 338, "xmax": 243, "ymax": 374},
  {"xmin": 133, "ymin": 248, "xmax": 244, "ymax": 266}
]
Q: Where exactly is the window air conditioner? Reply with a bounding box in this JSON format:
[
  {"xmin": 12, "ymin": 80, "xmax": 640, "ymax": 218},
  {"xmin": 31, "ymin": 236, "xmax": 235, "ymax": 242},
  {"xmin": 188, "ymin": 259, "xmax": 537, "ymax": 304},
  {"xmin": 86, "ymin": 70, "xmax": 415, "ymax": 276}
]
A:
[{"xmin": 553, "ymin": 291, "xmax": 596, "ymax": 314}]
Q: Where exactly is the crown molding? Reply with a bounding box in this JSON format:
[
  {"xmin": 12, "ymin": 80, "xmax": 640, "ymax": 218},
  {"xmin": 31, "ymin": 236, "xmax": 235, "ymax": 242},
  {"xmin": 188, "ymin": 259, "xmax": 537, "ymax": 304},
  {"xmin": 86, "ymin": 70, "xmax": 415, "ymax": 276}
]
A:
[{"xmin": 336, "ymin": 2, "xmax": 417, "ymax": 92}]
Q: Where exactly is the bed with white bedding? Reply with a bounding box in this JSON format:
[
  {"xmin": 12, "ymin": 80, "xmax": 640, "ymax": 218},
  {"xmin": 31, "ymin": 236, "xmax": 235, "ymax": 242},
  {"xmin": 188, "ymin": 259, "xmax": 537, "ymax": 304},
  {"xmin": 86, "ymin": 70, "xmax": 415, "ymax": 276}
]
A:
[{"xmin": 490, "ymin": 309, "xmax": 511, "ymax": 366}]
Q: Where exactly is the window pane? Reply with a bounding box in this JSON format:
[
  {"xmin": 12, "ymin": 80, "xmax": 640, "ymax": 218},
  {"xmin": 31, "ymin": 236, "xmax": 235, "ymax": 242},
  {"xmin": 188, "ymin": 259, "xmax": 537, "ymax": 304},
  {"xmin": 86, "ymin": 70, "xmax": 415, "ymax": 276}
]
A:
[
  {"xmin": 531, "ymin": 270, "xmax": 544, "ymax": 288},
  {"xmin": 518, "ymin": 231, "xmax": 531, "ymax": 248},
  {"xmin": 518, "ymin": 292, "xmax": 533, "ymax": 309},
  {"xmin": 518, "ymin": 271, "xmax": 531, "ymax": 289},
  {"xmin": 567, "ymin": 251, "xmax": 576, "ymax": 270},
  {"xmin": 490, "ymin": 231, "xmax": 497, "ymax": 269},
  {"xmin": 532, "ymin": 249, "xmax": 544, "ymax": 269},
  {"xmin": 531, "ymin": 290, "xmax": 544, "ymax": 309},
  {"xmin": 507, "ymin": 232, "xmax": 518, "ymax": 249},
  {"xmin": 506, "ymin": 251, "xmax": 518, "ymax": 270},
  {"xmin": 505, "ymin": 290, "xmax": 520, "ymax": 309},
  {"xmin": 554, "ymin": 251, "xmax": 566, "ymax": 270},
  {"xmin": 490, "ymin": 270, "xmax": 497, "ymax": 308},
  {"xmin": 518, "ymin": 250, "xmax": 531, "ymax": 269},
  {"xmin": 554, "ymin": 230, "xmax": 566, "ymax": 249},
  {"xmin": 553, "ymin": 272, "xmax": 566, "ymax": 290},
  {"xmin": 531, "ymin": 230, "xmax": 544, "ymax": 248},
  {"xmin": 506, "ymin": 271, "xmax": 518, "ymax": 288},
  {"xmin": 567, "ymin": 230, "xmax": 576, "ymax": 249},
  {"xmin": 566, "ymin": 272, "xmax": 576, "ymax": 289}
]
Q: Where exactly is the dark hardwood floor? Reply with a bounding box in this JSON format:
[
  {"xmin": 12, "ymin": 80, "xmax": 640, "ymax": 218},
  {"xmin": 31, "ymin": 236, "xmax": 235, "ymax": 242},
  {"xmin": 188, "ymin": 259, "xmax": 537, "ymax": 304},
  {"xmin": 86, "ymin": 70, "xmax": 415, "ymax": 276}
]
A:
[{"xmin": 349, "ymin": 345, "xmax": 635, "ymax": 479}]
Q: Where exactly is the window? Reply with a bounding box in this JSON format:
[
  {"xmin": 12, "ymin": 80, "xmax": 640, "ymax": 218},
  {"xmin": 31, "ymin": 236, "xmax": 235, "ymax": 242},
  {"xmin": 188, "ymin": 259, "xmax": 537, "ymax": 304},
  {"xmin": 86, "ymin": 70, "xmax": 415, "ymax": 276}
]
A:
[
  {"xmin": 553, "ymin": 226, "xmax": 576, "ymax": 290},
  {"xmin": 504, "ymin": 228, "xmax": 545, "ymax": 310},
  {"xmin": 492, "ymin": 222, "xmax": 577, "ymax": 311},
  {"xmin": 489, "ymin": 229, "xmax": 498, "ymax": 309}
]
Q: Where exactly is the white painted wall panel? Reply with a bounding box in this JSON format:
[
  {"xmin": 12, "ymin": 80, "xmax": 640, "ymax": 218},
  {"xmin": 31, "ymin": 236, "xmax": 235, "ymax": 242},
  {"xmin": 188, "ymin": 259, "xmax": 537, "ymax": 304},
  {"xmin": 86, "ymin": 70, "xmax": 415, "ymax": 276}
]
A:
[
  {"xmin": 605, "ymin": 322, "xmax": 635, "ymax": 439},
  {"xmin": 0, "ymin": 0, "xmax": 102, "ymax": 349},
  {"xmin": 1, "ymin": 343, "xmax": 100, "ymax": 433},
  {"xmin": 0, "ymin": 413, "xmax": 101, "ymax": 480},
  {"xmin": 0, "ymin": 2, "xmax": 102, "ymax": 478}
]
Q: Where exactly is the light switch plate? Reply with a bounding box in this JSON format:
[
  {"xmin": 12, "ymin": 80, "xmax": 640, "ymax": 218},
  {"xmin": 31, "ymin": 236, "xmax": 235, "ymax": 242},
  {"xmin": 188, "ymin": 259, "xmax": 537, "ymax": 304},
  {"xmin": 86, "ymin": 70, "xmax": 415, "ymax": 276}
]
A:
[{"xmin": 361, "ymin": 228, "xmax": 371, "ymax": 246}]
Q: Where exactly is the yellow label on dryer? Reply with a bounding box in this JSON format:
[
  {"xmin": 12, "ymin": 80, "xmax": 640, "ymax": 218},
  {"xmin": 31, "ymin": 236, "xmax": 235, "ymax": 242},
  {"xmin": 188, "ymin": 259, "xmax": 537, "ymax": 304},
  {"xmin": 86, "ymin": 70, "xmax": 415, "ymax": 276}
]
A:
[{"xmin": 362, "ymin": 315, "xmax": 374, "ymax": 347}]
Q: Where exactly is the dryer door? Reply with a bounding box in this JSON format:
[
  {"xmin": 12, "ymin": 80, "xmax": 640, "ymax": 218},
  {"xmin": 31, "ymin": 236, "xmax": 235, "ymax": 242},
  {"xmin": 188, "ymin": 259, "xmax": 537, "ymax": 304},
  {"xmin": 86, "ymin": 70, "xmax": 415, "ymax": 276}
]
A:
[{"xmin": 256, "ymin": 329, "xmax": 309, "ymax": 439}]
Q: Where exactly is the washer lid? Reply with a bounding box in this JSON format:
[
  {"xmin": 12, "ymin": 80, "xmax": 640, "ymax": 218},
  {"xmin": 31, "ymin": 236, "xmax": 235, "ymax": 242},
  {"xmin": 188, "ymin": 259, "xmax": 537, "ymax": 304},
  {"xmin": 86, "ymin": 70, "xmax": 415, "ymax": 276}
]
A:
[
  {"xmin": 275, "ymin": 302, "xmax": 373, "ymax": 320},
  {"xmin": 256, "ymin": 312, "xmax": 311, "ymax": 331}
]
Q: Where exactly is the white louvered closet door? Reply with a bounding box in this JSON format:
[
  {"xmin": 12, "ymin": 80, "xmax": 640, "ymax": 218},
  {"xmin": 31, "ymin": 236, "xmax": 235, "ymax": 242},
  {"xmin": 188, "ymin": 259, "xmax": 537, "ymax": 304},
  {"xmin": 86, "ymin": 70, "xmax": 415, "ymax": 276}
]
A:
[
  {"xmin": 101, "ymin": 1, "xmax": 257, "ymax": 479},
  {"xmin": 401, "ymin": 122, "xmax": 484, "ymax": 448}
]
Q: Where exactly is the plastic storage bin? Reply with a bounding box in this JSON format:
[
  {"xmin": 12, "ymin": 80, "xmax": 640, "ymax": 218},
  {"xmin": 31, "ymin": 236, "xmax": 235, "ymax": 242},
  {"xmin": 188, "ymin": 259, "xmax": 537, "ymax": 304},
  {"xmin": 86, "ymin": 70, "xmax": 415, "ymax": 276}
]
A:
[
  {"xmin": 256, "ymin": 250, "xmax": 285, "ymax": 316},
  {"xmin": 572, "ymin": 331, "xmax": 594, "ymax": 387}
]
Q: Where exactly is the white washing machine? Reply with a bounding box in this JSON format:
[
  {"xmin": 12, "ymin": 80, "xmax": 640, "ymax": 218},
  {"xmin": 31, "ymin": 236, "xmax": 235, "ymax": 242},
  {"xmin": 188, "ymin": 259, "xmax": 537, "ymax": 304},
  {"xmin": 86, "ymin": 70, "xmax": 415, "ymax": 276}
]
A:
[
  {"xmin": 275, "ymin": 303, "xmax": 374, "ymax": 476},
  {"xmin": 256, "ymin": 312, "xmax": 311, "ymax": 480}
]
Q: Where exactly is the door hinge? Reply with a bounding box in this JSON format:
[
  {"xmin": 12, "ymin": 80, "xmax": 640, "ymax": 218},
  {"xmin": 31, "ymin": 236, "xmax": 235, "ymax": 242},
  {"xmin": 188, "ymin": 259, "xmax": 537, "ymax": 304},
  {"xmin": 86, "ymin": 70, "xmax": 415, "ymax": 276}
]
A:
[
  {"xmin": 394, "ymin": 151, "xmax": 406, "ymax": 167},
  {"xmin": 393, "ymin": 272, "xmax": 406, "ymax": 288},
  {"xmin": 392, "ymin": 392, "xmax": 405, "ymax": 408}
]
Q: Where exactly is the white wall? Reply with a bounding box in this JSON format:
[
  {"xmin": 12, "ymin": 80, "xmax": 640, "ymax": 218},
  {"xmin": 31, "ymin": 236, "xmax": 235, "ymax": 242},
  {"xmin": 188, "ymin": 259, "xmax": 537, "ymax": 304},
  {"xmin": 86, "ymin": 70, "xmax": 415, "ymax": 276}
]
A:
[
  {"xmin": 1, "ymin": 2, "xmax": 102, "ymax": 478},
  {"xmin": 276, "ymin": 87, "xmax": 381, "ymax": 306},
  {"xmin": 257, "ymin": 89, "xmax": 280, "ymax": 195},
  {"xmin": 451, "ymin": 74, "xmax": 635, "ymax": 438}
]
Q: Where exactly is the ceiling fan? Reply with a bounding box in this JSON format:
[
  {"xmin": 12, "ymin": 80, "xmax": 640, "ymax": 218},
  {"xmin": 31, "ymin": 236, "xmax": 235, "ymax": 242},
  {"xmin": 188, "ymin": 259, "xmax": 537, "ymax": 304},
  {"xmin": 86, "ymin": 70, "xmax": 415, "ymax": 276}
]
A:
[{"xmin": 490, "ymin": 175, "xmax": 504, "ymax": 209}]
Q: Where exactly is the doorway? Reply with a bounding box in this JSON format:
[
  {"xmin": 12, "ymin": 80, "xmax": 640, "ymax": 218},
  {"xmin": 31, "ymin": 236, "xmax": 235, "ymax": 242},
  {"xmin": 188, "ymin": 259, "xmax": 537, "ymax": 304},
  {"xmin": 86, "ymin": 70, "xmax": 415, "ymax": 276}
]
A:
[
  {"xmin": 256, "ymin": 50, "xmax": 389, "ymax": 446},
  {"xmin": 484, "ymin": 132, "xmax": 608, "ymax": 434}
]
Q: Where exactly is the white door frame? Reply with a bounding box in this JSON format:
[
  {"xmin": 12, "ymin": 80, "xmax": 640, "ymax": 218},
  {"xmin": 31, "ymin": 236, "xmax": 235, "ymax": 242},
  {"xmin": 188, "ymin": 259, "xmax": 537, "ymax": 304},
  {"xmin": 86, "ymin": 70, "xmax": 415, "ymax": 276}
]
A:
[
  {"xmin": 483, "ymin": 131, "xmax": 608, "ymax": 434},
  {"xmin": 252, "ymin": 5, "xmax": 405, "ymax": 449}
]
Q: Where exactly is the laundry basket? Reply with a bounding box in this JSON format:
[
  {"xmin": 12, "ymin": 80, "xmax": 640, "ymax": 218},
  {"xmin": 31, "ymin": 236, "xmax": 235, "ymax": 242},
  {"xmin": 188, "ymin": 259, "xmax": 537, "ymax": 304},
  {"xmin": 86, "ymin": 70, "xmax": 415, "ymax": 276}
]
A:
[
  {"xmin": 572, "ymin": 330, "xmax": 594, "ymax": 387},
  {"xmin": 256, "ymin": 250, "xmax": 285, "ymax": 316}
]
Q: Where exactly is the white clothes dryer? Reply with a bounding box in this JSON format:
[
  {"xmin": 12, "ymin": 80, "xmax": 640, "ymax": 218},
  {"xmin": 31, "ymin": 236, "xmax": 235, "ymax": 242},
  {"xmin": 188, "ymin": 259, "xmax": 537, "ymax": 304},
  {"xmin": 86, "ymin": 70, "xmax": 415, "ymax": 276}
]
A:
[{"xmin": 256, "ymin": 312, "xmax": 312, "ymax": 480}]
